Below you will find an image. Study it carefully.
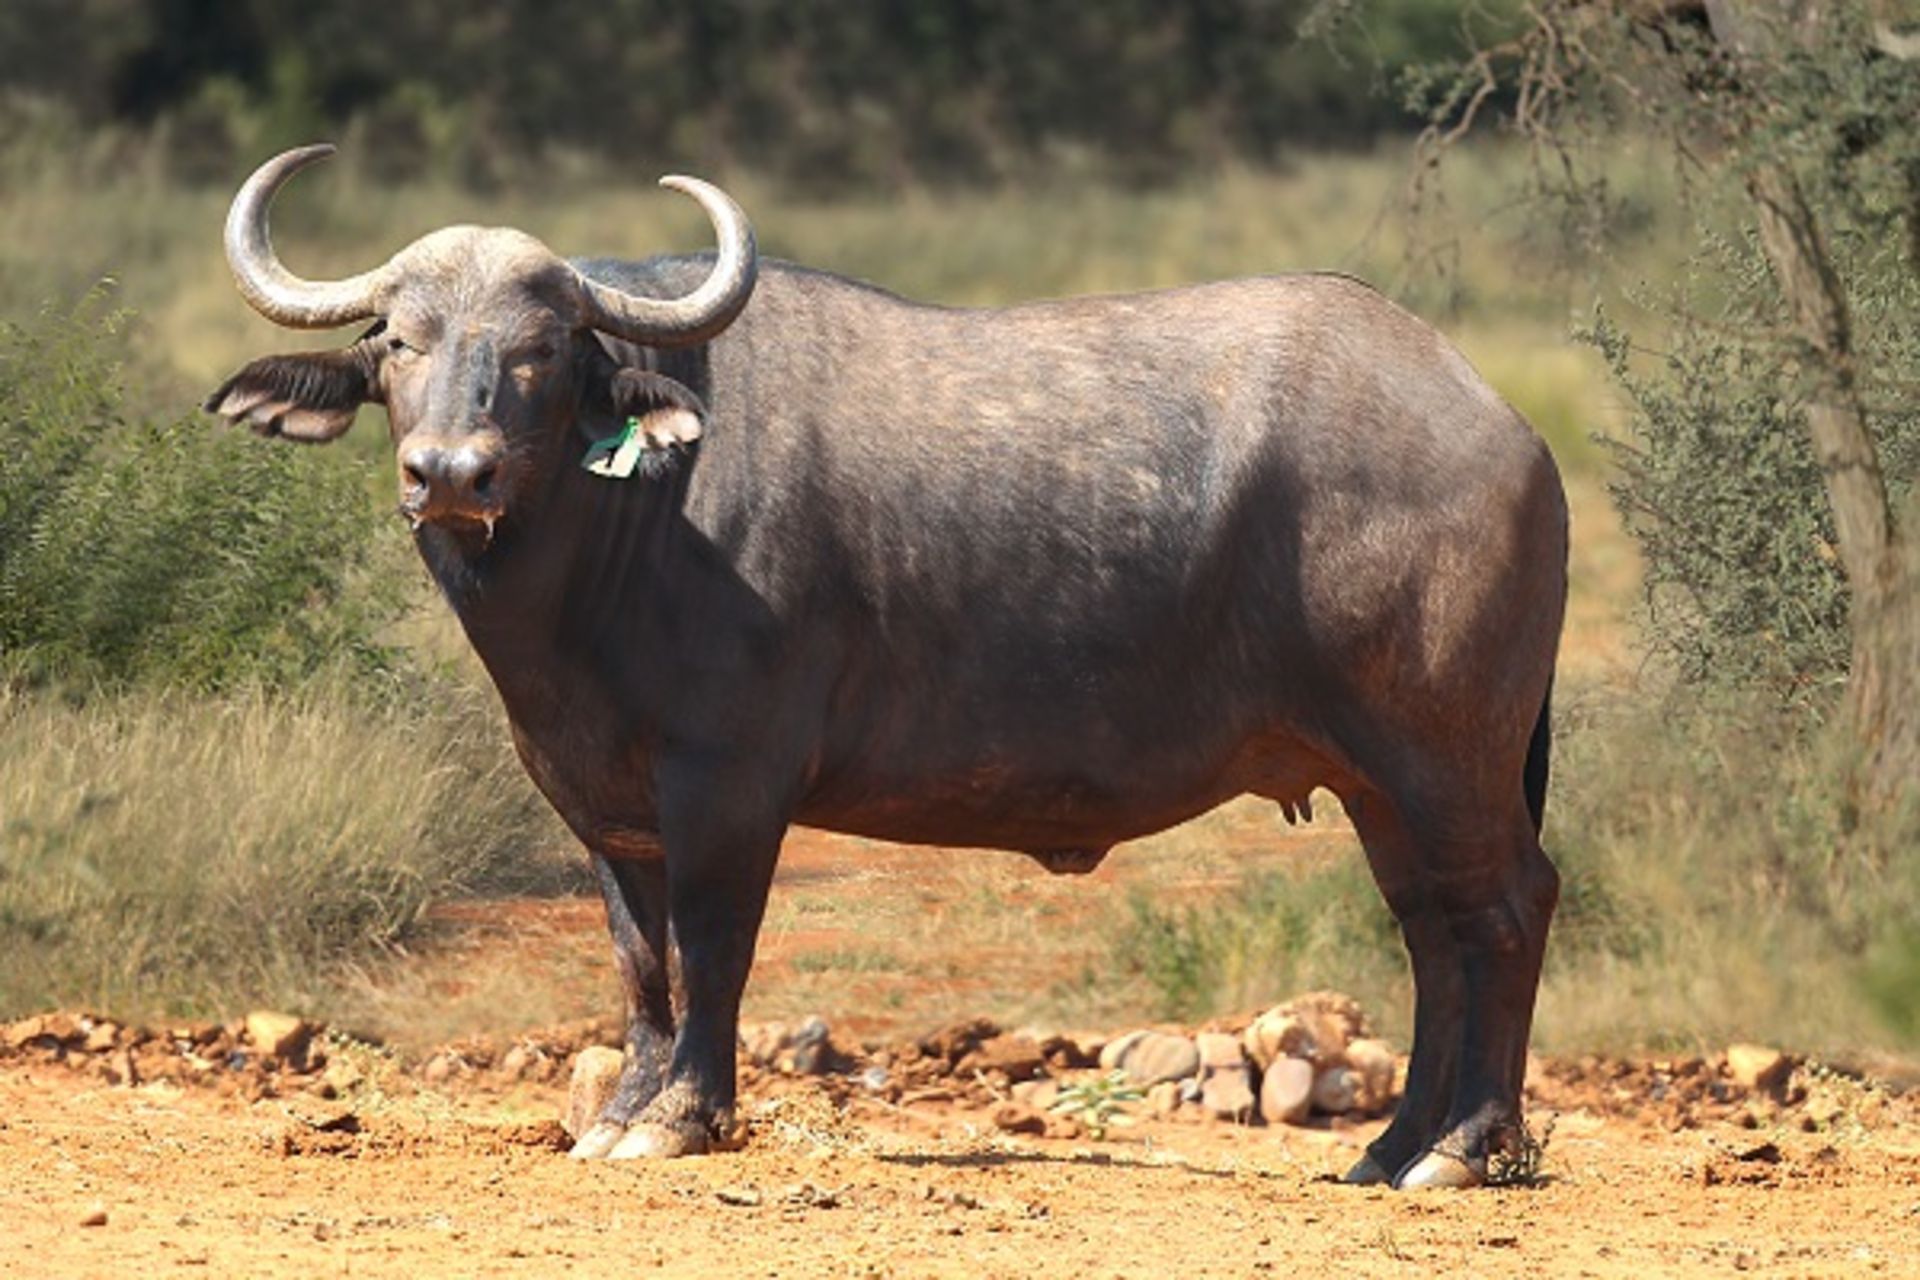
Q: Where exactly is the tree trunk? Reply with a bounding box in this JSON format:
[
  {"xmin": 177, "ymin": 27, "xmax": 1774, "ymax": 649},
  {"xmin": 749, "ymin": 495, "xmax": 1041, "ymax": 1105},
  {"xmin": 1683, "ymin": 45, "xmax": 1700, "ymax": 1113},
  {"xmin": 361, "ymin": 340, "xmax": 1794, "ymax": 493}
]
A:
[
  {"xmin": 1856, "ymin": 492, "xmax": 1920, "ymax": 840},
  {"xmin": 1746, "ymin": 163, "xmax": 1917, "ymax": 833}
]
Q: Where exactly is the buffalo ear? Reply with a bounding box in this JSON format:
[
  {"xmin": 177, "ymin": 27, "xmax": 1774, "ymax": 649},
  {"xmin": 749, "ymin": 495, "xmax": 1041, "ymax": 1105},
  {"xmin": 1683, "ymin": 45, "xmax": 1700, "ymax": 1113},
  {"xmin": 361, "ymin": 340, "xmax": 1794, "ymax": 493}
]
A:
[
  {"xmin": 204, "ymin": 345, "xmax": 378, "ymax": 443},
  {"xmin": 610, "ymin": 368, "xmax": 706, "ymax": 447}
]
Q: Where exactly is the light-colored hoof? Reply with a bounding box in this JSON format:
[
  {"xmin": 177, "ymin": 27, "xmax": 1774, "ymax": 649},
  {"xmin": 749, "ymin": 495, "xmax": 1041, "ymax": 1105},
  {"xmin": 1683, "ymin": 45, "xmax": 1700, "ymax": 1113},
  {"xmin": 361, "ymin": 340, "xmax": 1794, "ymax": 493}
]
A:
[
  {"xmin": 606, "ymin": 1121, "xmax": 708, "ymax": 1160},
  {"xmin": 568, "ymin": 1122, "xmax": 627, "ymax": 1160},
  {"xmin": 1395, "ymin": 1150, "xmax": 1485, "ymax": 1190},
  {"xmin": 1341, "ymin": 1152, "xmax": 1395, "ymax": 1186}
]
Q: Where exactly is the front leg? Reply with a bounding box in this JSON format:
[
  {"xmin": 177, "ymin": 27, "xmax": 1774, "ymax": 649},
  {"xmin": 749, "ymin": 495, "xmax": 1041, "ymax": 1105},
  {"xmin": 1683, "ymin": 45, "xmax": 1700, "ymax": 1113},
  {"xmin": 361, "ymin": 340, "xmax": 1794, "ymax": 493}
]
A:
[
  {"xmin": 607, "ymin": 756, "xmax": 787, "ymax": 1159},
  {"xmin": 569, "ymin": 846, "xmax": 678, "ymax": 1158}
]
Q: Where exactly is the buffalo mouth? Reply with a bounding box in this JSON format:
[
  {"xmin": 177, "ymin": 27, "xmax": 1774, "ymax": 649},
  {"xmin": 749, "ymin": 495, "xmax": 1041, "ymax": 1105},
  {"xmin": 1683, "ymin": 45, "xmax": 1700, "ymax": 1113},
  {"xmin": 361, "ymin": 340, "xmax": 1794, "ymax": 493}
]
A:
[{"xmin": 398, "ymin": 490, "xmax": 507, "ymax": 543}]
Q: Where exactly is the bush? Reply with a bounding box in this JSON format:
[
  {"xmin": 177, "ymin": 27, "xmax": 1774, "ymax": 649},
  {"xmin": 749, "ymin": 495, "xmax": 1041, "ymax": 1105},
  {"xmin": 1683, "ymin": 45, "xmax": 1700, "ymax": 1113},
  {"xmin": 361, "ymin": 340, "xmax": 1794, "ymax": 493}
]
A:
[
  {"xmin": 1587, "ymin": 228, "xmax": 1920, "ymax": 706},
  {"xmin": 0, "ymin": 295, "xmax": 402, "ymax": 691}
]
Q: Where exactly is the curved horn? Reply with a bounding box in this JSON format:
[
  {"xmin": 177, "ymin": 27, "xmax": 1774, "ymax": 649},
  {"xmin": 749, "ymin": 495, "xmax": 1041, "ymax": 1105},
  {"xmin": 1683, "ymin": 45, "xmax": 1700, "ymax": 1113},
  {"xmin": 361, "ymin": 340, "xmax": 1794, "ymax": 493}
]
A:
[
  {"xmin": 224, "ymin": 144, "xmax": 390, "ymax": 329},
  {"xmin": 575, "ymin": 175, "xmax": 758, "ymax": 348}
]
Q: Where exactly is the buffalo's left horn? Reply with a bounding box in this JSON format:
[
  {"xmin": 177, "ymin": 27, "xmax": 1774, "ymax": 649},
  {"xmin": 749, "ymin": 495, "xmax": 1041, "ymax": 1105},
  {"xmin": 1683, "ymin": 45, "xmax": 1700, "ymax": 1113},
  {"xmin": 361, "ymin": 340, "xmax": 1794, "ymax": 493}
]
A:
[
  {"xmin": 574, "ymin": 175, "xmax": 758, "ymax": 348},
  {"xmin": 224, "ymin": 144, "xmax": 391, "ymax": 329}
]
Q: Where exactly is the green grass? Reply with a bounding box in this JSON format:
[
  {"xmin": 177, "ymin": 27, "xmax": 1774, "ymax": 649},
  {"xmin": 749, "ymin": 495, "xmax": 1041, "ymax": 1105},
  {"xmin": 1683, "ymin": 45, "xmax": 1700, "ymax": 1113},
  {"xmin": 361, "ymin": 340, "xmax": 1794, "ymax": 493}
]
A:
[{"xmin": 787, "ymin": 946, "xmax": 913, "ymax": 976}]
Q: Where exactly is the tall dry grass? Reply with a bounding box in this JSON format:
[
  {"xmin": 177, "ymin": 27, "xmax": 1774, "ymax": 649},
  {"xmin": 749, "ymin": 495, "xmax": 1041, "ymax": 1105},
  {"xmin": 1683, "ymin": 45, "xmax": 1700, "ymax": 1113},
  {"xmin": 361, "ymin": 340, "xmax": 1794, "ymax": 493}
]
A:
[
  {"xmin": 0, "ymin": 677, "xmax": 566, "ymax": 1019},
  {"xmin": 1112, "ymin": 688, "xmax": 1919, "ymax": 1056}
]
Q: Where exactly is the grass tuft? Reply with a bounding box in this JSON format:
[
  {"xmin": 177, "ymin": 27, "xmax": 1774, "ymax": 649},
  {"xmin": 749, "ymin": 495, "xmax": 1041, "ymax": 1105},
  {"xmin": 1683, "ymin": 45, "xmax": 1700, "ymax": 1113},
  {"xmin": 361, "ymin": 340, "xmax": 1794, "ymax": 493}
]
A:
[{"xmin": 0, "ymin": 677, "xmax": 564, "ymax": 1020}]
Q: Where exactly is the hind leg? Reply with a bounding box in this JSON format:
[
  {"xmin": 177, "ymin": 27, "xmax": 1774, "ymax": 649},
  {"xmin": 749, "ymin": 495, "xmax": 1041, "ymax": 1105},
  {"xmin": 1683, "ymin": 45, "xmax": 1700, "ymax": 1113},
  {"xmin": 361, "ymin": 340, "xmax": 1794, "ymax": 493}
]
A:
[
  {"xmin": 1396, "ymin": 803, "xmax": 1558, "ymax": 1188},
  {"xmin": 1341, "ymin": 787, "xmax": 1467, "ymax": 1185}
]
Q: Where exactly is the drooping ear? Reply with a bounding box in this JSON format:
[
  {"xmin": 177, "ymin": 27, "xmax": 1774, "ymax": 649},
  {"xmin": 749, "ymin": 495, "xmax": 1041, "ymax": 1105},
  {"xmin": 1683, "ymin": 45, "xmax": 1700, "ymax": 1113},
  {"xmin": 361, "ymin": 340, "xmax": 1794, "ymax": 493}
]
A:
[
  {"xmin": 204, "ymin": 338, "xmax": 380, "ymax": 443},
  {"xmin": 610, "ymin": 368, "xmax": 706, "ymax": 447}
]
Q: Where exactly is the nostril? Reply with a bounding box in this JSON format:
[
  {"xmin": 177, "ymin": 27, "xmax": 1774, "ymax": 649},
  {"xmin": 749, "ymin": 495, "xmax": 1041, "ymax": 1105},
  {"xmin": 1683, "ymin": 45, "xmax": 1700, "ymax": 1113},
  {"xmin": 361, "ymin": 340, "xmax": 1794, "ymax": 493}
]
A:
[
  {"xmin": 402, "ymin": 463, "xmax": 429, "ymax": 492},
  {"xmin": 471, "ymin": 462, "xmax": 498, "ymax": 497}
]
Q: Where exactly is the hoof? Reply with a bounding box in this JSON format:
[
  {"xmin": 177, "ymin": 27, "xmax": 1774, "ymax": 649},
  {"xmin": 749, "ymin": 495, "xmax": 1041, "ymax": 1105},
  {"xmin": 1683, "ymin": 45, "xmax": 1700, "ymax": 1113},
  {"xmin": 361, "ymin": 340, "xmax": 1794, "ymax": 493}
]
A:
[
  {"xmin": 606, "ymin": 1121, "xmax": 709, "ymax": 1160},
  {"xmin": 1341, "ymin": 1152, "xmax": 1395, "ymax": 1186},
  {"xmin": 1395, "ymin": 1150, "xmax": 1485, "ymax": 1190},
  {"xmin": 568, "ymin": 1122, "xmax": 627, "ymax": 1160}
]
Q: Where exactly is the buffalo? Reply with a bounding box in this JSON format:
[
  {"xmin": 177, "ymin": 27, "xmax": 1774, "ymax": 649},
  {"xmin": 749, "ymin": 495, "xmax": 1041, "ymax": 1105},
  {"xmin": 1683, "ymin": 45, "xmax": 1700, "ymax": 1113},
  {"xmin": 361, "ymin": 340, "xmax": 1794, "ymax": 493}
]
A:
[{"xmin": 207, "ymin": 145, "xmax": 1567, "ymax": 1189}]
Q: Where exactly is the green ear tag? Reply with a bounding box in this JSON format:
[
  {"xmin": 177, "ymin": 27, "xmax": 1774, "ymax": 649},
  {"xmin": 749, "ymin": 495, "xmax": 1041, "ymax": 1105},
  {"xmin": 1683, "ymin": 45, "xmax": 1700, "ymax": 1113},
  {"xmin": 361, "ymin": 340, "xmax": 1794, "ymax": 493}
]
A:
[{"xmin": 582, "ymin": 416, "xmax": 647, "ymax": 479}]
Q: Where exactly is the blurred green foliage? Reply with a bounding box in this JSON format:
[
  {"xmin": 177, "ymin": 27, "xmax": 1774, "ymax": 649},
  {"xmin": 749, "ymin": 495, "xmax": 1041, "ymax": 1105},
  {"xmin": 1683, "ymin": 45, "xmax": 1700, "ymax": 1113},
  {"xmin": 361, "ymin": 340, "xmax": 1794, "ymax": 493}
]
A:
[
  {"xmin": 0, "ymin": 295, "xmax": 403, "ymax": 690},
  {"xmin": 1589, "ymin": 231, "xmax": 1920, "ymax": 705},
  {"xmin": 0, "ymin": 0, "xmax": 1516, "ymax": 189}
]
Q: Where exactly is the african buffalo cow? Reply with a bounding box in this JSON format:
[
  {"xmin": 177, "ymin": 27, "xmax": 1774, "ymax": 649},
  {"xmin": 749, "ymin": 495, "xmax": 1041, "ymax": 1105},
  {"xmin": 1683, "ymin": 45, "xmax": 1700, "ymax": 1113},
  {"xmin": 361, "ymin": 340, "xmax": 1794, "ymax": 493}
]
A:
[{"xmin": 207, "ymin": 145, "xmax": 1567, "ymax": 1189}]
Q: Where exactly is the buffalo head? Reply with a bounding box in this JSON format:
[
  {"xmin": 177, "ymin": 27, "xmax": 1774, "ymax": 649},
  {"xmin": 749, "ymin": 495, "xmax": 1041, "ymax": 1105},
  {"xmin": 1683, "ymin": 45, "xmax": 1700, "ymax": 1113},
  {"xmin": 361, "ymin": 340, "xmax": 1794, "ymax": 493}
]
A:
[{"xmin": 206, "ymin": 145, "xmax": 755, "ymax": 540}]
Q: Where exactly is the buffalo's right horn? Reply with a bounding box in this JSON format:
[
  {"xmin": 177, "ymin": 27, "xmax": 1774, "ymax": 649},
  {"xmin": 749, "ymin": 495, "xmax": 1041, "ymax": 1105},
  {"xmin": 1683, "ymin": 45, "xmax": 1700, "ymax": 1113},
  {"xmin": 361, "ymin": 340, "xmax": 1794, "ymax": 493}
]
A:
[
  {"xmin": 224, "ymin": 144, "xmax": 391, "ymax": 329},
  {"xmin": 574, "ymin": 175, "xmax": 758, "ymax": 348}
]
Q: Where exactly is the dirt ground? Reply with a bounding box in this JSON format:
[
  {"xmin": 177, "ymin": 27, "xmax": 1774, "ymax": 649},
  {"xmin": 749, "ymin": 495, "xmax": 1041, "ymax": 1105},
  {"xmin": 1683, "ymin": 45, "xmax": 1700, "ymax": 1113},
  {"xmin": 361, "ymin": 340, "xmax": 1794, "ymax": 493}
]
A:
[
  {"xmin": 5, "ymin": 1015, "xmax": 1919, "ymax": 1279},
  {"xmin": 7, "ymin": 817, "xmax": 1919, "ymax": 1278}
]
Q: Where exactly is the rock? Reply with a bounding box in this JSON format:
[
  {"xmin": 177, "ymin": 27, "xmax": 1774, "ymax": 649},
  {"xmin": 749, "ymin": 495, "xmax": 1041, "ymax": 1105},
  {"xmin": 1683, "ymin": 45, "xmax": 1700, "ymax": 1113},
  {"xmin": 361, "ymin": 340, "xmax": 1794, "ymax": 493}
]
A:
[
  {"xmin": 1098, "ymin": 1030, "xmax": 1149, "ymax": 1072},
  {"xmin": 284, "ymin": 1096, "xmax": 359, "ymax": 1133},
  {"xmin": 1147, "ymin": 1080, "xmax": 1183, "ymax": 1117},
  {"xmin": 3, "ymin": 1013, "xmax": 84, "ymax": 1053},
  {"xmin": 1115, "ymin": 1032, "xmax": 1200, "ymax": 1086},
  {"xmin": 1342, "ymin": 1038, "xmax": 1397, "ymax": 1114},
  {"xmin": 40, "ymin": 1012, "xmax": 83, "ymax": 1044},
  {"xmin": 2, "ymin": 1017, "xmax": 46, "ymax": 1051},
  {"xmin": 1202, "ymin": 1069, "xmax": 1257, "ymax": 1122},
  {"xmin": 1252, "ymin": 992, "xmax": 1371, "ymax": 1069},
  {"xmin": 245, "ymin": 1011, "xmax": 312, "ymax": 1062},
  {"xmin": 1727, "ymin": 1044, "xmax": 1790, "ymax": 1094},
  {"xmin": 323, "ymin": 1058, "xmax": 364, "ymax": 1095},
  {"xmin": 421, "ymin": 1054, "xmax": 455, "ymax": 1086},
  {"xmin": 83, "ymin": 1021, "xmax": 119, "ymax": 1054},
  {"xmin": 789, "ymin": 1016, "xmax": 840, "ymax": 1075},
  {"xmin": 740, "ymin": 1022, "xmax": 791, "ymax": 1067},
  {"xmin": 1804, "ymin": 1088, "xmax": 1848, "ymax": 1131},
  {"xmin": 106, "ymin": 1050, "xmax": 138, "ymax": 1087},
  {"xmin": 1010, "ymin": 1078, "xmax": 1060, "ymax": 1110},
  {"xmin": 1259, "ymin": 1057, "xmax": 1314, "ymax": 1126},
  {"xmin": 79, "ymin": 1204, "xmax": 107, "ymax": 1228},
  {"xmin": 1194, "ymin": 1032, "xmax": 1256, "ymax": 1122},
  {"xmin": 1195, "ymin": 1032, "xmax": 1245, "ymax": 1071},
  {"xmin": 498, "ymin": 1044, "xmax": 534, "ymax": 1080},
  {"xmin": 961, "ymin": 1033, "xmax": 1047, "ymax": 1082},
  {"xmin": 1244, "ymin": 995, "xmax": 1375, "ymax": 1071},
  {"xmin": 1039, "ymin": 1032, "xmax": 1100, "ymax": 1070},
  {"xmin": 920, "ymin": 1017, "xmax": 1000, "ymax": 1065},
  {"xmin": 565, "ymin": 1046, "xmax": 626, "ymax": 1139},
  {"xmin": 1242, "ymin": 1011, "xmax": 1317, "ymax": 1071},
  {"xmin": 1310, "ymin": 1065, "xmax": 1361, "ymax": 1115},
  {"xmin": 991, "ymin": 1103, "xmax": 1048, "ymax": 1136}
]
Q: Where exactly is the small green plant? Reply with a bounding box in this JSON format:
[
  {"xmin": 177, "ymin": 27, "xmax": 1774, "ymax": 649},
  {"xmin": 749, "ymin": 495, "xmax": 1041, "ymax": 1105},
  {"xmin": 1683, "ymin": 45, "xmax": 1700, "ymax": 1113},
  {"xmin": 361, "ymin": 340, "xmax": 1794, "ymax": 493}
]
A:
[
  {"xmin": 1049, "ymin": 1070, "xmax": 1144, "ymax": 1140},
  {"xmin": 787, "ymin": 946, "xmax": 907, "ymax": 976}
]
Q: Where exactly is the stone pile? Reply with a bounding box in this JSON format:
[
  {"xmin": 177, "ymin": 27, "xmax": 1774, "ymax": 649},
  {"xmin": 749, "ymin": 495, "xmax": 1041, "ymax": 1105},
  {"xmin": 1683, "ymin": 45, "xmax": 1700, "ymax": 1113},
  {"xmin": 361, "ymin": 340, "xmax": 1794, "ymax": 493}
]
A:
[{"xmin": 1091, "ymin": 991, "xmax": 1398, "ymax": 1127}]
